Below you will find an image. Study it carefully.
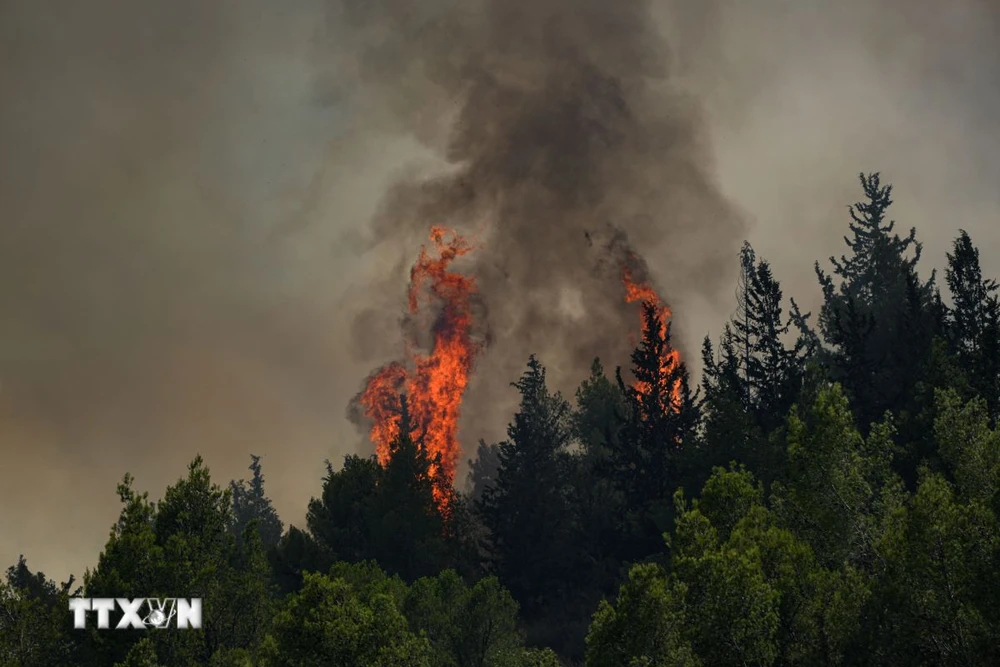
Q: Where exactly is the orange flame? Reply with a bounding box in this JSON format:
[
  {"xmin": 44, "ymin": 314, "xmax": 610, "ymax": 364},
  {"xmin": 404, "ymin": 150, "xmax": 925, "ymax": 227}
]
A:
[
  {"xmin": 621, "ymin": 261, "xmax": 682, "ymax": 410},
  {"xmin": 358, "ymin": 227, "xmax": 482, "ymax": 508}
]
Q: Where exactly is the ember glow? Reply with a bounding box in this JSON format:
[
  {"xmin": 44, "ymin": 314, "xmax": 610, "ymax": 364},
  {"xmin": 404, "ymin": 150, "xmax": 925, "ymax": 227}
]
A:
[
  {"xmin": 358, "ymin": 227, "xmax": 483, "ymax": 506},
  {"xmin": 621, "ymin": 259, "xmax": 682, "ymax": 409}
]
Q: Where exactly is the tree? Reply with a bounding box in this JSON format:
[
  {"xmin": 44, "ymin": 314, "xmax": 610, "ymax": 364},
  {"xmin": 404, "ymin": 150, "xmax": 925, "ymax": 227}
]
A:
[
  {"xmin": 404, "ymin": 570, "xmax": 523, "ymax": 667},
  {"xmin": 771, "ymin": 385, "xmax": 901, "ymax": 570},
  {"xmin": 572, "ymin": 358, "xmax": 628, "ymax": 458},
  {"xmin": 263, "ymin": 572, "xmax": 431, "ymax": 667},
  {"xmin": 585, "ymin": 563, "xmax": 700, "ymax": 667},
  {"xmin": 874, "ymin": 470, "xmax": 1000, "ymax": 664},
  {"xmin": 302, "ymin": 397, "xmax": 453, "ymax": 583},
  {"xmin": 0, "ymin": 557, "xmax": 78, "ymax": 666},
  {"xmin": 702, "ymin": 242, "xmax": 806, "ymax": 485},
  {"xmin": 305, "ymin": 456, "xmax": 380, "ymax": 569},
  {"xmin": 945, "ymin": 230, "xmax": 1000, "ymax": 422},
  {"xmin": 589, "ymin": 466, "xmax": 871, "ymax": 666},
  {"xmin": 477, "ymin": 356, "xmax": 575, "ymax": 628},
  {"xmin": 230, "ymin": 455, "xmax": 284, "ymax": 551},
  {"xmin": 368, "ymin": 399, "xmax": 449, "ymax": 581},
  {"xmin": 82, "ymin": 457, "xmax": 274, "ymax": 665},
  {"xmin": 813, "ymin": 173, "xmax": 936, "ymax": 439},
  {"xmin": 610, "ymin": 302, "xmax": 700, "ymax": 560},
  {"xmin": 468, "ymin": 440, "xmax": 502, "ymax": 501},
  {"xmin": 113, "ymin": 638, "xmax": 162, "ymax": 667}
]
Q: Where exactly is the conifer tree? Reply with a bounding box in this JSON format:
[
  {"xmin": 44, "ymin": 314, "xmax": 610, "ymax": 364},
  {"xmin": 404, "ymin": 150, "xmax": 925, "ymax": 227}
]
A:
[
  {"xmin": 702, "ymin": 242, "xmax": 805, "ymax": 482},
  {"xmin": 813, "ymin": 173, "xmax": 936, "ymax": 437},
  {"xmin": 303, "ymin": 397, "xmax": 450, "ymax": 583},
  {"xmin": 608, "ymin": 302, "xmax": 699, "ymax": 560},
  {"xmin": 945, "ymin": 230, "xmax": 1000, "ymax": 422},
  {"xmin": 230, "ymin": 455, "xmax": 284, "ymax": 551},
  {"xmin": 477, "ymin": 356, "xmax": 574, "ymax": 619}
]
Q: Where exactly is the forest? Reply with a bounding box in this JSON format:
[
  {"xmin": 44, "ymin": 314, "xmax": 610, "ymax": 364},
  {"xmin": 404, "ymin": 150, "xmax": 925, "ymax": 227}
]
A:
[{"xmin": 3, "ymin": 172, "xmax": 1000, "ymax": 666}]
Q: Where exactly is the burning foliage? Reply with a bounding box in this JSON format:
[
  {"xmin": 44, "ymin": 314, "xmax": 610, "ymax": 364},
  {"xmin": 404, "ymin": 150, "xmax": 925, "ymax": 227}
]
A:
[
  {"xmin": 355, "ymin": 227, "xmax": 485, "ymax": 505},
  {"xmin": 340, "ymin": 0, "xmax": 742, "ymax": 500},
  {"xmin": 355, "ymin": 222, "xmax": 686, "ymax": 505},
  {"xmin": 620, "ymin": 255, "xmax": 683, "ymax": 411}
]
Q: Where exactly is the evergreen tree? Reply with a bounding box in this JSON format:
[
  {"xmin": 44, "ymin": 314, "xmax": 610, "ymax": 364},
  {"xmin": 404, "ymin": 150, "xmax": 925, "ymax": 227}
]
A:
[
  {"xmin": 812, "ymin": 173, "xmax": 937, "ymax": 485},
  {"xmin": 0, "ymin": 558, "xmax": 78, "ymax": 666},
  {"xmin": 81, "ymin": 458, "xmax": 275, "ymax": 665},
  {"xmin": 477, "ymin": 356, "xmax": 574, "ymax": 624},
  {"xmin": 611, "ymin": 302, "xmax": 699, "ymax": 554},
  {"xmin": 698, "ymin": 325, "xmax": 757, "ymax": 497},
  {"xmin": 814, "ymin": 174, "xmax": 934, "ymax": 425},
  {"xmin": 229, "ymin": 455, "xmax": 284, "ymax": 552},
  {"xmin": 303, "ymin": 397, "xmax": 451, "ymax": 583},
  {"xmin": 467, "ymin": 440, "xmax": 501, "ymax": 501},
  {"xmin": 945, "ymin": 230, "xmax": 1000, "ymax": 422},
  {"xmin": 368, "ymin": 397, "xmax": 450, "ymax": 582},
  {"xmin": 702, "ymin": 242, "xmax": 806, "ymax": 485}
]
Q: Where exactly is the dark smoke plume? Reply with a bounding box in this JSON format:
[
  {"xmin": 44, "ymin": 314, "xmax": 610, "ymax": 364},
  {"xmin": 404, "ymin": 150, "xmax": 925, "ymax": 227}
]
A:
[{"xmin": 331, "ymin": 0, "xmax": 745, "ymax": 451}]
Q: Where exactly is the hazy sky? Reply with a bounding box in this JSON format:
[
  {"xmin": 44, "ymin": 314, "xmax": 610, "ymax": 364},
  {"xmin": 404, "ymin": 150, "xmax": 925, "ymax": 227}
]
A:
[{"xmin": 2, "ymin": 0, "xmax": 998, "ymax": 581}]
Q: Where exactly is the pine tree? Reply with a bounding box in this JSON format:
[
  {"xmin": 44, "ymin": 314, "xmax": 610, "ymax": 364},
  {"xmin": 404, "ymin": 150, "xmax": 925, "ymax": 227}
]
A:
[
  {"xmin": 303, "ymin": 397, "xmax": 451, "ymax": 583},
  {"xmin": 945, "ymin": 230, "xmax": 1000, "ymax": 422},
  {"xmin": 700, "ymin": 325, "xmax": 754, "ymax": 478},
  {"xmin": 477, "ymin": 356, "xmax": 574, "ymax": 619},
  {"xmin": 229, "ymin": 455, "xmax": 284, "ymax": 551},
  {"xmin": 609, "ymin": 302, "xmax": 699, "ymax": 560},
  {"xmin": 369, "ymin": 396, "xmax": 449, "ymax": 582},
  {"xmin": 813, "ymin": 173, "xmax": 936, "ymax": 434},
  {"xmin": 702, "ymin": 243, "xmax": 805, "ymax": 483}
]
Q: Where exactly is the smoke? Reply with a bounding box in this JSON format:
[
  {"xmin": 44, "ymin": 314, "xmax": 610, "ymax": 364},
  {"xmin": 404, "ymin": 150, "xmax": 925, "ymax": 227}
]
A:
[
  {"xmin": 0, "ymin": 0, "xmax": 370, "ymax": 581},
  {"xmin": 656, "ymin": 0, "xmax": 1000, "ymax": 316},
  {"xmin": 2, "ymin": 0, "xmax": 1000, "ymax": 581},
  {"xmin": 331, "ymin": 0, "xmax": 745, "ymax": 446}
]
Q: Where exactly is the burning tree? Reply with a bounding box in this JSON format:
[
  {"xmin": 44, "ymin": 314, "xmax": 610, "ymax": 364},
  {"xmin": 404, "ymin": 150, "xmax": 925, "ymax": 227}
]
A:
[{"xmin": 356, "ymin": 227, "xmax": 485, "ymax": 508}]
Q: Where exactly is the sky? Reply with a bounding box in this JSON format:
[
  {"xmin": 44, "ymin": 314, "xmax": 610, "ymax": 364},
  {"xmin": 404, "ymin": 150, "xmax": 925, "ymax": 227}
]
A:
[{"xmin": 1, "ymin": 0, "xmax": 998, "ymax": 582}]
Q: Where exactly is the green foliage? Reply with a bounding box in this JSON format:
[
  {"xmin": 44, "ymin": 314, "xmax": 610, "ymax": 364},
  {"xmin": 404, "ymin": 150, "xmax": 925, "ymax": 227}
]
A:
[
  {"xmin": 296, "ymin": 397, "xmax": 457, "ymax": 583},
  {"xmin": 875, "ymin": 470, "xmax": 1000, "ymax": 664},
  {"xmin": 585, "ymin": 564, "xmax": 700, "ymax": 667},
  {"xmin": 404, "ymin": 570, "xmax": 523, "ymax": 667},
  {"xmin": 263, "ymin": 571, "xmax": 431, "ymax": 667},
  {"xmin": 0, "ymin": 558, "xmax": 77, "ymax": 666},
  {"xmin": 113, "ymin": 637, "xmax": 162, "ymax": 667},
  {"xmin": 773, "ymin": 385, "xmax": 901, "ymax": 569},
  {"xmin": 81, "ymin": 457, "xmax": 275, "ymax": 665}
]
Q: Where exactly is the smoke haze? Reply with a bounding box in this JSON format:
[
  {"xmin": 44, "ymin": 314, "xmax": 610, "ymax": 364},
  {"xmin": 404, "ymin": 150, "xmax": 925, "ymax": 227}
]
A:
[{"xmin": 1, "ymin": 0, "xmax": 998, "ymax": 580}]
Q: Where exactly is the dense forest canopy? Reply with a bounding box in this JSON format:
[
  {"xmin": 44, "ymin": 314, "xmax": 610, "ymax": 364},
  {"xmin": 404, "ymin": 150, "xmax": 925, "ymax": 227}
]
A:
[{"xmin": 3, "ymin": 173, "xmax": 1000, "ymax": 666}]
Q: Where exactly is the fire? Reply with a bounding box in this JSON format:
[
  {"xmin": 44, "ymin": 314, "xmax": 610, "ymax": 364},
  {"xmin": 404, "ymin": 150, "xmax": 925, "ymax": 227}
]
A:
[
  {"xmin": 358, "ymin": 227, "xmax": 482, "ymax": 508},
  {"xmin": 621, "ymin": 260, "xmax": 682, "ymax": 410}
]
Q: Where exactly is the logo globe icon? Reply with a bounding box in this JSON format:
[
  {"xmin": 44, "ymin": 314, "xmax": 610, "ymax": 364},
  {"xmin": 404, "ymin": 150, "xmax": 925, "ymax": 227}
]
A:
[{"xmin": 147, "ymin": 609, "xmax": 167, "ymax": 627}]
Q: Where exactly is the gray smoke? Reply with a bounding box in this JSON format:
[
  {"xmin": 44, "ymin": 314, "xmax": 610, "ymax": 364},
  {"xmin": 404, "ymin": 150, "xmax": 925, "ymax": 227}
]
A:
[{"xmin": 328, "ymin": 0, "xmax": 745, "ymax": 444}]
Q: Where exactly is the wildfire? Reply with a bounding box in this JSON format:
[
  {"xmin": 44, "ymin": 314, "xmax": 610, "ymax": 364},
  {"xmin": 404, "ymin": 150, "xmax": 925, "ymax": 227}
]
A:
[
  {"xmin": 358, "ymin": 227, "xmax": 483, "ymax": 508},
  {"xmin": 621, "ymin": 259, "xmax": 682, "ymax": 410}
]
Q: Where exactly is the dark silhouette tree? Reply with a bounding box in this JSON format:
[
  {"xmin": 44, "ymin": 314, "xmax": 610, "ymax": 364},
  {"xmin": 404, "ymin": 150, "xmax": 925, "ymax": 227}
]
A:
[
  {"xmin": 477, "ymin": 356, "xmax": 574, "ymax": 623},
  {"xmin": 813, "ymin": 173, "xmax": 936, "ymax": 434},
  {"xmin": 945, "ymin": 230, "xmax": 1000, "ymax": 422},
  {"xmin": 229, "ymin": 455, "xmax": 284, "ymax": 552},
  {"xmin": 702, "ymin": 242, "xmax": 807, "ymax": 485},
  {"xmin": 605, "ymin": 301, "xmax": 700, "ymax": 562}
]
